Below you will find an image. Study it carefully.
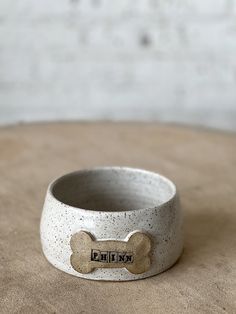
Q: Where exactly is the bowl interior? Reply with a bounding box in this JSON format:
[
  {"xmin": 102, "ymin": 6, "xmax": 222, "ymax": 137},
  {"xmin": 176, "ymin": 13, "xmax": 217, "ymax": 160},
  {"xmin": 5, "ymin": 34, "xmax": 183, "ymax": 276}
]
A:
[{"xmin": 51, "ymin": 168, "xmax": 175, "ymax": 212}]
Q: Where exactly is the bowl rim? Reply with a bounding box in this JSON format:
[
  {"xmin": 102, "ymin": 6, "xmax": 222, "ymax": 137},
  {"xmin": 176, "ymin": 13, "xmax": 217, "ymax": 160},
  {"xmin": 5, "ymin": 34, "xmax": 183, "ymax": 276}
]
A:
[{"xmin": 47, "ymin": 166, "xmax": 177, "ymax": 214}]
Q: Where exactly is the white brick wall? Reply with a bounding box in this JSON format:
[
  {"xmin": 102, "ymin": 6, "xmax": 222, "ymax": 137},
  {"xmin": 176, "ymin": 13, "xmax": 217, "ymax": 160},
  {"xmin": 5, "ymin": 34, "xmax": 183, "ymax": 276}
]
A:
[{"xmin": 0, "ymin": 0, "xmax": 236, "ymax": 130}]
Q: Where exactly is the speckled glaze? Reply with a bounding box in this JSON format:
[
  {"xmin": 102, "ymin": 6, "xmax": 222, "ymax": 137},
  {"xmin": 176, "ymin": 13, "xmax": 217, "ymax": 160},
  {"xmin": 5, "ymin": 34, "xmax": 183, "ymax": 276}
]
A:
[{"xmin": 40, "ymin": 167, "xmax": 183, "ymax": 281}]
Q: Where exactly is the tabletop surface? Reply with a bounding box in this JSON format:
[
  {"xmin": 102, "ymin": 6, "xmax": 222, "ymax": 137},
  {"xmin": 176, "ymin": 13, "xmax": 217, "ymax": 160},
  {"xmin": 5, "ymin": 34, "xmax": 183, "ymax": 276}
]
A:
[{"xmin": 0, "ymin": 122, "xmax": 235, "ymax": 314}]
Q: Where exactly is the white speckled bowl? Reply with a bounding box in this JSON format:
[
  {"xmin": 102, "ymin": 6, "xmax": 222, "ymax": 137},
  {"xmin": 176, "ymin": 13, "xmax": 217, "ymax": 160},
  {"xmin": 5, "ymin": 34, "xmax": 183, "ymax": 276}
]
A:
[{"xmin": 40, "ymin": 167, "xmax": 183, "ymax": 281}]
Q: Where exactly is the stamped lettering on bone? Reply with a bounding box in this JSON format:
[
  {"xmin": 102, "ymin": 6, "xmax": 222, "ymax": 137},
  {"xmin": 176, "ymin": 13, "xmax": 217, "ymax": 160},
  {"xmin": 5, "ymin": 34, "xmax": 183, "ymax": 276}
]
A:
[
  {"xmin": 70, "ymin": 231, "xmax": 152, "ymax": 274},
  {"xmin": 91, "ymin": 249, "xmax": 134, "ymax": 263}
]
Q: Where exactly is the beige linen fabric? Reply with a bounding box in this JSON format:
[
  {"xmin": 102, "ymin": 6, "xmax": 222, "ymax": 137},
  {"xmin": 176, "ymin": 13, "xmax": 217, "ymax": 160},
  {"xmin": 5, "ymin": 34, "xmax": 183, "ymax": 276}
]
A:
[{"xmin": 0, "ymin": 122, "xmax": 235, "ymax": 314}]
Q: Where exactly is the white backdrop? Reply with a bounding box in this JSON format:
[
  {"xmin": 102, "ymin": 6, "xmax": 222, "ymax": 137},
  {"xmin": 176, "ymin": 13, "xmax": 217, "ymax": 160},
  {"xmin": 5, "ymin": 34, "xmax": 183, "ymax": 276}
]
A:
[{"xmin": 0, "ymin": 0, "xmax": 236, "ymax": 130}]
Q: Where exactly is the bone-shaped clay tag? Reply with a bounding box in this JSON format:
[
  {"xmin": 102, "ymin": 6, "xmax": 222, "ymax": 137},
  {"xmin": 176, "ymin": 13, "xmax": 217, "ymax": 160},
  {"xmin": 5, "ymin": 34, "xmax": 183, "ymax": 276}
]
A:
[{"xmin": 70, "ymin": 231, "xmax": 152, "ymax": 274}]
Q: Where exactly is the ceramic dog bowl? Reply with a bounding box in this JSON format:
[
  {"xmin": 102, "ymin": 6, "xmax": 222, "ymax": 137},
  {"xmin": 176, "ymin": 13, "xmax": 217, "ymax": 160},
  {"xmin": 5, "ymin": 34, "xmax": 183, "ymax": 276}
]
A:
[{"xmin": 40, "ymin": 167, "xmax": 183, "ymax": 281}]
